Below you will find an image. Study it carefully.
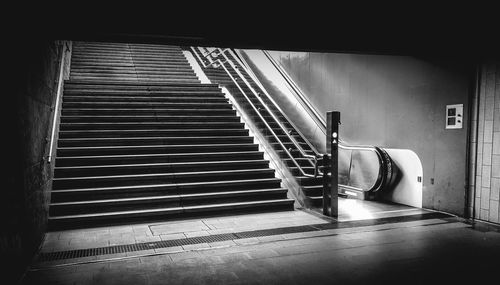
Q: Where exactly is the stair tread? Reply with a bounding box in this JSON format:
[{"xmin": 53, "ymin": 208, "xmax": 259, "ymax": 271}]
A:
[
  {"xmin": 63, "ymin": 102, "xmax": 228, "ymax": 105},
  {"xmin": 49, "ymin": 199, "xmax": 294, "ymax": 220},
  {"xmin": 59, "ymin": 135, "xmax": 250, "ymax": 140},
  {"xmin": 51, "ymin": 177, "xmax": 281, "ymax": 193},
  {"xmin": 55, "ymin": 159, "xmax": 267, "ymax": 170},
  {"xmin": 60, "ymin": 128, "xmax": 245, "ymax": 132},
  {"xmin": 53, "ymin": 168, "xmax": 274, "ymax": 182},
  {"xmin": 303, "ymin": 185, "xmax": 323, "ymax": 189},
  {"xmin": 62, "ymin": 108, "xmax": 233, "ymax": 111},
  {"xmin": 65, "ymin": 79, "xmax": 219, "ymax": 87},
  {"xmin": 58, "ymin": 143, "xmax": 255, "ymax": 150},
  {"xmin": 56, "ymin": 150, "xmax": 262, "ymax": 160},
  {"xmin": 51, "ymin": 188, "xmax": 287, "ymax": 206},
  {"xmin": 61, "ymin": 122, "xmax": 240, "ymax": 126}
]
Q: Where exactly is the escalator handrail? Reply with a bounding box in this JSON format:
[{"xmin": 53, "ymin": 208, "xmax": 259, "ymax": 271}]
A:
[
  {"xmin": 193, "ymin": 46, "xmax": 393, "ymax": 192},
  {"xmin": 229, "ymin": 49, "xmax": 323, "ymax": 157},
  {"xmin": 262, "ymin": 50, "xmax": 327, "ymax": 133},
  {"xmin": 216, "ymin": 49, "xmax": 322, "ymax": 175},
  {"xmin": 262, "ymin": 50, "xmax": 393, "ymax": 192},
  {"xmin": 190, "ymin": 46, "xmax": 318, "ymax": 178},
  {"xmin": 262, "ymin": 51, "xmax": 386, "ymax": 150}
]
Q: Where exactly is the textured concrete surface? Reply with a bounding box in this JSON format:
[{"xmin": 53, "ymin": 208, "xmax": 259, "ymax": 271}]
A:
[
  {"xmin": 2, "ymin": 40, "xmax": 66, "ymax": 284},
  {"xmin": 38, "ymin": 211, "xmax": 328, "ymax": 255},
  {"xmin": 23, "ymin": 214, "xmax": 500, "ymax": 285}
]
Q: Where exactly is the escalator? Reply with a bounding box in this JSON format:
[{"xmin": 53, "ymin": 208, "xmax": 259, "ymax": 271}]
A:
[{"xmin": 190, "ymin": 47, "xmax": 396, "ymax": 209}]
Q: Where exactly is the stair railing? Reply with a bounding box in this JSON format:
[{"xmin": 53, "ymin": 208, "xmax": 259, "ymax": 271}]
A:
[
  {"xmin": 193, "ymin": 46, "xmax": 394, "ymax": 193},
  {"xmin": 216, "ymin": 48, "xmax": 323, "ymax": 176},
  {"xmin": 261, "ymin": 50, "xmax": 394, "ymax": 192},
  {"xmin": 47, "ymin": 41, "xmax": 71, "ymax": 163},
  {"xmin": 229, "ymin": 49, "xmax": 322, "ymax": 156},
  {"xmin": 191, "ymin": 46, "xmax": 319, "ymax": 178}
]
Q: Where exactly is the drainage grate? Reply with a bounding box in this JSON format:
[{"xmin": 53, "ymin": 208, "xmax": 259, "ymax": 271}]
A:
[
  {"xmin": 37, "ymin": 233, "xmax": 239, "ymax": 262},
  {"xmin": 38, "ymin": 212, "xmax": 453, "ymax": 262}
]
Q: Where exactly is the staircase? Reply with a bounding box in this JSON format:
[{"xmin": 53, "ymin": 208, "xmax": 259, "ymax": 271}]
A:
[
  {"xmin": 191, "ymin": 48, "xmax": 324, "ymax": 207},
  {"xmin": 49, "ymin": 42, "xmax": 294, "ymax": 230}
]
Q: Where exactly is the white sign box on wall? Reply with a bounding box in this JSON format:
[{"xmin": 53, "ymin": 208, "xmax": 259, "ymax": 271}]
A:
[{"xmin": 446, "ymin": 104, "xmax": 463, "ymax": 129}]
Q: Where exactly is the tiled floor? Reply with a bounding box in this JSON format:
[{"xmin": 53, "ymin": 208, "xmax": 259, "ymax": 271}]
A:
[
  {"xmin": 36, "ymin": 199, "xmax": 427, "ymax": 255},
  {"xmin": 39, "ymin": 210, "xmax": 328, "ymax": 254},
  {"xmin": 22, "ymin": 201, "xmax": 500, "ymax": 284},
  {"xmin": 24, "ymin": 213, "xmax": 500, "ymax": 284}
]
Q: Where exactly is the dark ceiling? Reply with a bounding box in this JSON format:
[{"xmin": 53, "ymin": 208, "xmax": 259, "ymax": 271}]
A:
[{"xmin": 12, "ymin": 4, "xmax": 500, "ymax": 61}]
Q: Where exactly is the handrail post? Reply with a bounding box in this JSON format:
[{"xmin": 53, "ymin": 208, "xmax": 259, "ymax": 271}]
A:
[{"xmin": 323, "ymin": 111, "xmax": 340, "ymax": 218}]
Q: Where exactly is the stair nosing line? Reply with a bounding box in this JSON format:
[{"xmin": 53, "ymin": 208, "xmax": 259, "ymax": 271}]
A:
[{"xmin": 51, "ymin": 177, "xmax": 281, "ymax": 193}]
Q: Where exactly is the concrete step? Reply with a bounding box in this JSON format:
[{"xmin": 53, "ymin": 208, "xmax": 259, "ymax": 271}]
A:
[
  {"xmin": 54, "ymin": 160, "xmax": 270, "ymax": 178},
  {"xmin": 51, "ymin": 177, "xmax": 283, "ymax": 202},
  {"xmin": 58, "ymin": 128, "xmax": 249, "ymax": 138},
  {"xmin": 63, "ymin": 90, "xmax": 224, "ymax": 97},
  {"xmin": 71, "ymin": 57, "xmax": 189, "ymax": 63},
  {"xmin": 49, "ymin": 188, "xmax": 288, "ymax": 216},
  {"xmin": 296, "ymin": 176, "xmax": 323, "ymax": 186},
  {"xmin": 59, "ymin": 121, "xmax": 244, "ymax": 131},
  {"xmin": 69, "ymin": 69, "xmax": 200, "ymax": 76},
  {"xmin": 305, "ymin": 196, "xmax": 323, "ymax": 207},
  {"xmin": 59, "ymin": 115, "xmax": 239, "ymax": 123},
  {"xmin": 61, "ymin": 108, "xmax": 237, "ymax": 116},
  {"xmin": 64, "ymin": 80, "xmax": 220, "ymax": 89},
  {"xmin": 62, "ymin": 96, "xmax": 228, "ymax": 103},
  {"xmin": 52, "ymin": 168, "xmax": 277, "ymax": 190},
  {"xmin": 70, "ymin": 75, "xmax": 198, "ymax": 80},
  {"xmin": 55, "ymin": 151, "xmax": 264, "ymax": 167},
  {"xmin": 72, "ymin": 53, "xmax": 187, "ymax": 58},
  {"xmin": 61, "ymin": 102, "xmax": 232, "ymax": 109},
  {"xmin": 57, "ymin": 136, "xmax": 253, "ymax": 147},
  {"xmin": 302, "ymin": 185, "xmax": 323, "ymax": 196},
  {"xmin": 48, "ymin": 199, "xmax": 294, "ymax": 230},
  {"xmin": 72, "ymin": 49, "xmax": 183, "ymax": 55},
  {"xmin": 69, "ymin": 77, "xmax": 200, "ymax": 83},
  {"xmin": 70, "ymin": 72, "xmax": 198, "ymax": 78},
  {"xmin": 56, "ymin": 143, "xmax": 258, "ymax": 156}
]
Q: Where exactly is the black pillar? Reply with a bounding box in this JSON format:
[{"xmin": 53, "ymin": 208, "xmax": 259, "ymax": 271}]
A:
[{"xmin": 323, "ymin": 111, "xmax": 340, "ymax": 218}]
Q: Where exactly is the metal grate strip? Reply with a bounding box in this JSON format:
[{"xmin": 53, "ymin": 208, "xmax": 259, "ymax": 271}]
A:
[{"xmin": 38, "ymin": 212, "xmax": 453, "ymax": 262}]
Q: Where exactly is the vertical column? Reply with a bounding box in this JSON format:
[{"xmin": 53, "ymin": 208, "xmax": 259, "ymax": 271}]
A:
[
  {"xmin": 473, "ymin": 62, "xmax": 500, "ymax": 224},
  {"xmin": 323, "ymin": 111, "xmax": 340, "ymax": 218}
]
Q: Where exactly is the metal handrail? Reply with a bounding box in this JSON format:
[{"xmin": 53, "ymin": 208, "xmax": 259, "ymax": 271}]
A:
[
  {"xmin": 262, "ymin": 50, "xmax": 327, "ymax": 132},
  {"xmin": 231, "ymin": 50, "xmax": 385, "ymax": 168},
  {"xmin": 218, "ymin": 50, "xmax": 322, "ymax": 175},
  {"xmin": 201, "ymin": 48, "xmax": 221, "ymax": 58},
  {"xmin": 216, "ymin": 48, "xmax": 322, "ymax": 177},
  {"xmin": 229, "ymin": 49, "xmax": 323, "ymax": 157},
  {"xmin": 193, "ymin": 46, "xmax": 394, "ymax": 192},
  {"xmin": 47, "ymin": 41, "xmax": 70, "ymax": 163},
  {"xmin": 262, "ymin": 50, "xmax": 384, "ymax": 152},
  {"xmin": 191, "ymin": 46, "xmax": 317, "ymax": 178},
  {"xmin": 261, "ymin": 49, "xmax": 394, "ymax": 192}
]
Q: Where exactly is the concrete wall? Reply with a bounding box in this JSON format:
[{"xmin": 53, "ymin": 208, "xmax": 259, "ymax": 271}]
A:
[
  {"xmin": 265, "ymin": 51, "xmax": 472, "ymax": 216},
  {"xmin": 1, "ymin": 40, "xmax": 64, "ymax": 283},
  {"xmin": 468, "ymin": 62, "xmax": 500, "ymax": 224}
]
